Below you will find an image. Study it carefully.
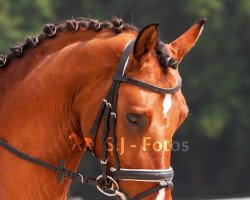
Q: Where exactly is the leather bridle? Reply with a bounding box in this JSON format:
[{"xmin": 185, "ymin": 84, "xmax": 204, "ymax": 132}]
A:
[{"xmin": 0, "ymin": 40, "xmax": 182, "ymax": 200}]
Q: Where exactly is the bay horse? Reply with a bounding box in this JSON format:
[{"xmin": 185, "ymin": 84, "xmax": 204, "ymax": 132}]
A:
[{"xmin": 0, "ymin": 18, "xmax": 205, "ymax": 200}]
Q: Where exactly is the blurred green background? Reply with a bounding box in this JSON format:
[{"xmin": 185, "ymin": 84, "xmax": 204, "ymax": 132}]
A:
[{"xmin": 0, "ymin": 0, "xmax": 249, "ymax": 199}]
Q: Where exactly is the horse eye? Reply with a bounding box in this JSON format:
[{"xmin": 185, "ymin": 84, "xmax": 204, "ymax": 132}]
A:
[
  {"xmin": 127, "ymin": 113, "xmax": 139, "ymax": 125},
  {"xmin": 126, "ymin": 113, "xmax": 149, "ymax": 130}
]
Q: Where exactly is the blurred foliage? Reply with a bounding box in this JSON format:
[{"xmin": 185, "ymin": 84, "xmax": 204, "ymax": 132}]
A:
[
  {"xmin": 0, "ymin": 0, "xmax": 54, "ymax": 52},
  {"xmin": 0, "ymin": 0, "xmax": 249, "ymax": 198}
]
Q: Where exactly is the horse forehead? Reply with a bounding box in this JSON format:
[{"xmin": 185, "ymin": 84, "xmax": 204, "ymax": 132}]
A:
[{"xmin": 121, "ymin": 86, "xmax": 160, "ymax": 109}]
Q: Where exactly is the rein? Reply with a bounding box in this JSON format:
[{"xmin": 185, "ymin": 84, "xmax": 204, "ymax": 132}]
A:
[{"xmin": 0, "ymin": 40, "xmax": 182, "ymax": 200}]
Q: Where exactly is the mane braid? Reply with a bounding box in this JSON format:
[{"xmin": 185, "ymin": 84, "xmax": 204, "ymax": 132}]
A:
[
  {"xmin": 0, "ymin": 17, "xmax": 176, "ymax": 70},
  {"xmin": 0, "ymin": 17, "xmax": 138, "ymax": 69},
  {"xmin": 154, "ymin": 41, "xmax": 178, "ymax": 70}
]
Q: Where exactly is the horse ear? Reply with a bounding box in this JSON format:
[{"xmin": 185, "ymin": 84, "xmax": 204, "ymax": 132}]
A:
[
  {"xmin": 133, "ymin": 23, "xmax": 159, "ymax": 61},
  {"xmin": 170, "ymin": 19, "xmax": 207, "ymax": 61}
]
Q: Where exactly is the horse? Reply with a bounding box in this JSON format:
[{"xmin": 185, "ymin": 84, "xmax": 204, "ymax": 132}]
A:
[{"xmin": 0, "ymin": 17, "xmax": 205, "ymax": 200}]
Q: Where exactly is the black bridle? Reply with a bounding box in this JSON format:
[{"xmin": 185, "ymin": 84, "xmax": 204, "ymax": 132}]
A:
[{"xmin": 0, "ymin": 40, "xmax": 182, "ymax": 200}]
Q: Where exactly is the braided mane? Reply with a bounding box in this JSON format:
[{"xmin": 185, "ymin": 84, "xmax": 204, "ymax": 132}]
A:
[{"xmin": 0, "ymin": 17, "xmax": 177, "ymax": 70}]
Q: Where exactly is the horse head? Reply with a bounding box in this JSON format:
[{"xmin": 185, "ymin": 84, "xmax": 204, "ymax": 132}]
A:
[
  {"xmin": 81, "ymin": 19, "xmax": 206, "ymax": 199},
  {"xmin": 0, "ymin": 18, "xmax": 205, "ymax": 200}
]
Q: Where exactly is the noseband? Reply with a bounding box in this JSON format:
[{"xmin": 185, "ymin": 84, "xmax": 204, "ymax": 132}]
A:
[{"xmin": 0, "ymin": 40, "xmax": 182, "ymax": 200}]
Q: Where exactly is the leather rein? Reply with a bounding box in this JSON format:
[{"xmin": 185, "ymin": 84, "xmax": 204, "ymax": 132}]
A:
[{"xmin": 0, "ymin": 40, "xmax": 182, "ymax": 200}]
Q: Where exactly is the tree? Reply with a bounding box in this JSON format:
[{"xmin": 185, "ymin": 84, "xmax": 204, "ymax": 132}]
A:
[{"xmin": 0, "ymin": 0, "xmax": 54, "ymax": 53}]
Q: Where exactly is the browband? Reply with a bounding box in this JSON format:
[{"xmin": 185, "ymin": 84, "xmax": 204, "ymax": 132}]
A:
[
  {"xmin": 113, "ymin": 39, "xmax": 182, "ymax": 95},
  {"xmin": 113, "ymin": 76, "xmax": 182, "ymax": 94}
]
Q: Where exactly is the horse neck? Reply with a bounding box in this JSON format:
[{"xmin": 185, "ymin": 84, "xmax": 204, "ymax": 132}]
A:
[{"xmin": 0, "ymin": 30, "xmax": 136, "ymax": 199}]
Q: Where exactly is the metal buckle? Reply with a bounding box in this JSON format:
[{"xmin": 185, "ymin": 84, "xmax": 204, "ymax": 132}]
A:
[
  {"xmin": 100, "ymin": 159, "xmax": 108, "ymax": 165},
  {"xmin": 111, "ymin": 112, "xmax": 116, "ymax": 118},
  {"xmin": 103, "ymin": 99, "xmax": 112, "ymax": 108},
  {"xmin": 160, "ymin": 180, "xmax": 174, "ymax": 190},
  {"xmin": 78, "ymin": 173, "xmax": 84, "ymax": 183},
  {"xmin": 96, "ymin": 175, "xmax": 119, "ymax": 197}
]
